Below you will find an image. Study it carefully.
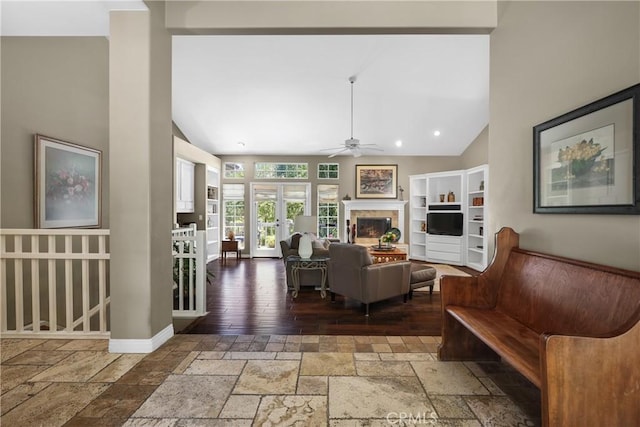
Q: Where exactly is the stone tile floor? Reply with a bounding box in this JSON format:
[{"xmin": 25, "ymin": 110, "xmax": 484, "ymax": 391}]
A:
[{"xmin": 1, "ymin": 335, "xmax": 541, "ymax": 426}]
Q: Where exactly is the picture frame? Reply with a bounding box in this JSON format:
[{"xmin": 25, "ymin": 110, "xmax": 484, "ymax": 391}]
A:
[
  {"xmin": 533, "ymin": 83, "xmax": 640, "ymax": 214},
  {"xmin": 35, "ymin": 134, "xmax": 102, "ymax": 228},
  {"xmin": 355, "ymin": 164, "xmax": 398, "ymax": 199}
]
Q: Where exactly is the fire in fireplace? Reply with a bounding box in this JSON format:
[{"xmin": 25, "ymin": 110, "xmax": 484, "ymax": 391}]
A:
[{"xmin": 356, "ymin": 217, "xmax": 392, "ymax": 238}]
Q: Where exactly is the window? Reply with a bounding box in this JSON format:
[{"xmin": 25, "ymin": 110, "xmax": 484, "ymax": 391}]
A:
[
  {"xmin": 318, "ymin": 163, "xmax": 339, "ymax": 179},
  {"xmin": 254, "ymin": 162, "xmax": 308, "ymax": 179},
  {"xmin": 317, "ymin": 184, "xmax": 339, "ymax": 239},
  {"xmin": 224, "ymin": 162, "xmax": 245, "ymax": 179},
  {"xmin": 223, "ymin": 184, "xmax": 245, "ymax": 249}
]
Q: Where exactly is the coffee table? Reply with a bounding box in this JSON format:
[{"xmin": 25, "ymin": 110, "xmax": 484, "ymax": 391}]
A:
[{"xmin": 369, "ymin": 247, "xmax": 407, "ymax": 263}]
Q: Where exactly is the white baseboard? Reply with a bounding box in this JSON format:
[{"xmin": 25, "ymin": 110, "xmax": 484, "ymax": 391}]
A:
[{"xmin": 108, "ymin": 323, "xmax": 174, "ymax": 354}]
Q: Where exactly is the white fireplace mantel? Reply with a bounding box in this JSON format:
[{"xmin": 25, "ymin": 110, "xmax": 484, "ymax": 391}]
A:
[{"xmin": 342, "ymin": 200, "xmax": 408, "ymax": 243}]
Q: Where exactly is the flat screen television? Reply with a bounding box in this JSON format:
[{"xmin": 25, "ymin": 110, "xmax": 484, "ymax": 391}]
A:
[{"xmin": 427, "ymin": 212, "xmax": 463, "ymax": 236}]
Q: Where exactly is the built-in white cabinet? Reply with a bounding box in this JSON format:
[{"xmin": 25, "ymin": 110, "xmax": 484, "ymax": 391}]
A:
[
  {"xmin": 409, "ymin": 164, "xmax": 489, "ymax": 270},
  {"xmin": 426, "ymin": 234, "xmax": 463, "ymax": 264},
  {"xmin": 206, "ymin": 166, "xmax": 220, "ymax": 263},
  {"xmin": 176, "ymin": 157, "xmax": 195, "ymax": 213}
]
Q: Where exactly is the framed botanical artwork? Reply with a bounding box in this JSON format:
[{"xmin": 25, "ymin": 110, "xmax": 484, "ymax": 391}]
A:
[
  {"xmin": 34, "ymin": 134, "xmax": 102, "ymax": 228},
  {"xmin": 533, "ymin": 83, "xmax": 640, "ymax": 214},
  {"xmin": 355, "ymin": 164, "xmax": 398, "ymax": 199}
]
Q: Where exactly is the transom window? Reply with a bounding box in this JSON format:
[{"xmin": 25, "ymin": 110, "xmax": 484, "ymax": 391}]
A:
[
  {"xmin": 254, "ymin": 162, "xmax": 308, "ymax": 179},
  {"xmin": 224, "ymin": 162, "xmax": 245, "ymax": 179},
  {"xmin": 318, "ymin": 163, "xmax": 339, "ymax": 179}
]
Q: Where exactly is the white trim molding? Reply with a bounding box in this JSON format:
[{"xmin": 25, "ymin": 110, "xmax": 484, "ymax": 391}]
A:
[
  {"xmin": 342, "ymin": 200, "xmax": 408, "ymax": 243},
  {"xmin": 108, "ymin": 323, "xmax": 174, "ymax": 354}
]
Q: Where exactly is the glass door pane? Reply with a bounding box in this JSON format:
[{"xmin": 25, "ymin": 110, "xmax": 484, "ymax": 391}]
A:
[
  {"xmin": 256, "ymin": 200, "xmax": 277, "ymax": 250},
  {"xmin": 251, "ymin": 183, "xmax": 311, "ymax": 257},
  {"xmin": 283, "ymin": 183, "xmax": 307, "ymax": 236},
  {"xmin": 285, "ymin": 201, "xmax": 305, "ymax": 236},
  {"xmin": 253, "ymin": 183, "xmax": 280, "ymax": 257}
]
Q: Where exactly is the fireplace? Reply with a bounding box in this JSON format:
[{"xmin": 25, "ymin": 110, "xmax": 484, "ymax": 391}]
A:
[
  {"xmin": 342, "ymin": 200, "xmax": 407, "ymax": 244},
  {"xmin": 357, "ymin": 217, "xmax": 391, "ymax": 239}
]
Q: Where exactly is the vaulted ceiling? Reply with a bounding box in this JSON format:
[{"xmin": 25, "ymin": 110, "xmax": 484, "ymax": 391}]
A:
[
  {"xmin": 3, "ymin": 1, "xmax": 490, "ymax": 157},
  {"xmin": 173, "ymin": 34, "xmax": 489, "ymax": 157}
]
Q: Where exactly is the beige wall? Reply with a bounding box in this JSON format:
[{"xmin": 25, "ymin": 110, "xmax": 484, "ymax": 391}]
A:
[
  {"xmin": 0, "ymin": 37, "xmax": 109, "ymax": 228},
  {"xmin": 460, "ymin": 125, "xmax": 488, "ymax": 170},
  {"xmin": 489, "ymin": 1, "xmax": 640, "ymax": 270},
  {"xmin": 219, "ymin": 154, "xmax": 464, "ymax": 252},
  {"xmin": 166, "ymin": 0, "xmax": 497, "ymax": 34}
]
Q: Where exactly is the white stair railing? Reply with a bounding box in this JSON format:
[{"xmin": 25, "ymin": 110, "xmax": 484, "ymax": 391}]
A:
[
  {"xmin": 172, "ymin": 229, "xmax": 208, "ymax": 318},
  {"xmin": 0, "ymin": 229, "xmax": 110, "ymax": 338},
  {"xmin": 171, "ymin": 224, "xmax": 196, "ymax": 238}
]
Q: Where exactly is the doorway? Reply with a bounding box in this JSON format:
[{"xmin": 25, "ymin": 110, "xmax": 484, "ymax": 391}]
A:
[{"xmin": 250, "ymin": 182, "xmax": 311, "ymax": 257}]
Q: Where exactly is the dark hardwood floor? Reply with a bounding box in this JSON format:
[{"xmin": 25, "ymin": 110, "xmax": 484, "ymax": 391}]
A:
[{"xmin": 180, "ymin": 258, "xmax": 477, "ymax": 336}]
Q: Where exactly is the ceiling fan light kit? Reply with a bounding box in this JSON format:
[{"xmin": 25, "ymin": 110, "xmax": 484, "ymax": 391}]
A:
[{"xmin": 323, "ymin": 76, "xmax": 384, "ymax": 158}]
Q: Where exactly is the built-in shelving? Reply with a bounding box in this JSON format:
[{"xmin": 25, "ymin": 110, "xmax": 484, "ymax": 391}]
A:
[
  {"xmin": 409, "ymin": 175, "xmax": 427, "ymax": 260},
  {"xmin": 465, "ymin": 165, "xmax": 488, "ymax": 271},
  {"xmin": 425, "ymin": 171, "xmax": 464, "ymax": 265},
  {"xmin": 409, "ymin": 170, "xmax": 464, "ymax": 264},
  {"xmin": 409, "ymin": 164, "xmax": 489, "ymax": 272}
]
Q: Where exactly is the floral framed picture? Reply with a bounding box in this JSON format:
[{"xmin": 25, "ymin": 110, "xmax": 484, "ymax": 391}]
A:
[
  {"xmin": 355, "ymin": 164, "xmax": 398, "ymax": 199},
  {"xmin": 533, "ymin": 83, "xmax": 640, "ymax": 214},
  {"xmin": 35, "ymin": 134, "xmax": 102, "ymax": 228}
]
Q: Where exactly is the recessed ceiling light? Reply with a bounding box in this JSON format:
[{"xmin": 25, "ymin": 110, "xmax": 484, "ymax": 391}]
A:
[
  {"xmin": 433, "ymin": 130, "xmax": 441, "ymax": 137},
  {"xmin": 395, "ymin": 140, "xmax": 402, "ymax": 147}
]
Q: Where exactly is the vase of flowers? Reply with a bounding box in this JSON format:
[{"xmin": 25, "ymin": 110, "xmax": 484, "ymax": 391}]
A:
[{"xmin": 381, "ymin": 231, "xmax": 396, "ymax": 248}]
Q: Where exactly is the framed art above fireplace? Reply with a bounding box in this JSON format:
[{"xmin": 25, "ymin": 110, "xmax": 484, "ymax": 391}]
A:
[{"xmin": 356, "ymin": 164, "xmax": 398, "ymax": 199}]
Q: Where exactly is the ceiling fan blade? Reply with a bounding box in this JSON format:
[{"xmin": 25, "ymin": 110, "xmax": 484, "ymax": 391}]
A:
[
  {"xmin": 328, "ymin": 148, "xmax": 350, "ymax": 158},
  {"xmin": 319, "ymin": 146, "xmax": 346, "ymax": 152},
  {"xmin": 361, "ymin": 146, "xmax": 384, "ymax": 152}
]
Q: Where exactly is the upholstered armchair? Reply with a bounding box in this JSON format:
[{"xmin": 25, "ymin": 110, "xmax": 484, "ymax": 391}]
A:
[{"xmin": 328, "ymin": 243, "xmax": 411, "ymax": 316}]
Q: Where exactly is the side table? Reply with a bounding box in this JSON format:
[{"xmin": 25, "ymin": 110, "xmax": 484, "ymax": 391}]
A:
[
  {"xmin": 286, "ymin": 255, "xmax": 329, "ymax": 298},
  {"xmin": 221, "ymin": 240, "xmax": 240, "ymax": 264}
]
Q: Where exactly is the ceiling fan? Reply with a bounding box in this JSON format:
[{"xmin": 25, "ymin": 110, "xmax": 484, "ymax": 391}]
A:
[{"xmin": 322, "ymin": 76, "xmax": 383, "ymax": 158}]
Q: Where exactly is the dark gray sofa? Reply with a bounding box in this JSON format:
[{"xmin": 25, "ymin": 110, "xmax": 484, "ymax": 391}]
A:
[{"xmin": 280, "ymin": 233, "xmax": 331, "ymax": 291}]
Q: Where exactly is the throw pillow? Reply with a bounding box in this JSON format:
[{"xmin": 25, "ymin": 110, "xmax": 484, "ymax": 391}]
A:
[{"xmin": 290, "ymin": 233, "xmax": 302, "ymax": 249}]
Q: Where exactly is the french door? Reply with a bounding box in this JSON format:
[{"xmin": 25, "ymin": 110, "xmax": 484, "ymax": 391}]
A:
[{"xmin": 250, "ymin": 183, "xmax": 311, "ymax": 257}]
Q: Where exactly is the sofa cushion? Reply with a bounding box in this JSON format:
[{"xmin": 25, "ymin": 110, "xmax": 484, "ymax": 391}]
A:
[
  {"xmin": 290, "ymin": 233, "xmax": 301, "ymax": 249},
  {"xmin": 410, "ymin": 265, "xmax": 437, "ymax": 284},
  {"xmin": 312, "ymin": 238, "xmax": 331, "ymax": 249}
]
